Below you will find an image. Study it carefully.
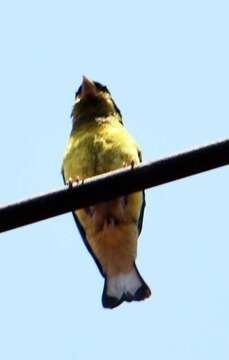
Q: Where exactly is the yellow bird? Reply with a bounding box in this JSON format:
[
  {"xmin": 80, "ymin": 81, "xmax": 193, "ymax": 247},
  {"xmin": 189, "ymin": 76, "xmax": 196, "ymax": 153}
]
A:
[{"xmin": 62, "ymin": 77, "xmax": 151, "ymax": 308}]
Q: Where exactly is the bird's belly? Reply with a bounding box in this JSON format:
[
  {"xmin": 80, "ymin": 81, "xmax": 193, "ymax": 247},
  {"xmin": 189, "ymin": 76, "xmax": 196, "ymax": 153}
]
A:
[{"xmin": 75, "ymin": 191, "xmax": 143, "ymax": 276}]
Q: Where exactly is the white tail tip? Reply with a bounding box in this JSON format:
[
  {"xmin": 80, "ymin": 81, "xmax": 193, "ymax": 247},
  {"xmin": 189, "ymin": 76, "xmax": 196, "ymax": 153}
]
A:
[{"xmin": 102, "ymin": 266, "xmax": 151, "ymax": 309}]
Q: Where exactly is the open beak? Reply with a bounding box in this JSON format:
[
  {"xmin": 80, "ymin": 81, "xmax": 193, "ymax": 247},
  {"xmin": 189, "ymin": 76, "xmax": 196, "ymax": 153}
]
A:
[{"xmin": 81, "ymin": 76, "xmax": 98, "ymax": 98}]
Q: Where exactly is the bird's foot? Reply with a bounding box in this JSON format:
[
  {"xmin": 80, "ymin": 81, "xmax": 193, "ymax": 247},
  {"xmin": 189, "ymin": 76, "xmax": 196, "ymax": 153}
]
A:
[
  {"xmin": 66, "ymin": 176, "xmax": 84, "ymax": 187},
  {"xmin": 66, "ymin": 177, "xmax": 73, "ymax": 188},
  {"xmin": 122, "ymin": 160, "xmax": 136, "ymax": 169},
  {"xmin": 130, "ymin": 160, "xmax": 135, "ymax": 169}
]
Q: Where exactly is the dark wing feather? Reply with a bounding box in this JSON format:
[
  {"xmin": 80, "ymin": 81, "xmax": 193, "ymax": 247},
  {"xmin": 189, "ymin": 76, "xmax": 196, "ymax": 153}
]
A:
[
  {"xmin": 137, "ymin": 149, "xmax": 146, "ymax": 235},
  {"xmin": 61, "ymin": 169, "xmax": 105, "ymax": 277}
]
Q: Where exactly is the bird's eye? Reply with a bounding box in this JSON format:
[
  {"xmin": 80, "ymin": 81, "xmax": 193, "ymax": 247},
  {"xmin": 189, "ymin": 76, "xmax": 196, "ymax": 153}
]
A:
[{"xmin": 94, "ymin": 82, "xmax": 109, "ymax": 93}]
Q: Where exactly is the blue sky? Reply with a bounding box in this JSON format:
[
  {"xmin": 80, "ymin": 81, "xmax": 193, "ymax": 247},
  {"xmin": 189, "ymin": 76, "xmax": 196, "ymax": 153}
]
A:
[{"xmin": 0, "ymin": 0, "xmax": 228, "ymax": 359}]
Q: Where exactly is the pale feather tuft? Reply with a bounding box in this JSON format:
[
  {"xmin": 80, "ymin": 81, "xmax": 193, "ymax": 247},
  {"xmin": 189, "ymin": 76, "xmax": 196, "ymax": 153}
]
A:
[{"xmin": 102, "ymin": 266, "xmax": 151, "ymax": 309}]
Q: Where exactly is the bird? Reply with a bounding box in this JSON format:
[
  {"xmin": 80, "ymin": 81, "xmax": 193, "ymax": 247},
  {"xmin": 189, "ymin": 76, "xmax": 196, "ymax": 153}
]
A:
[{"xmin": 62, "ymin": 76, "xmax": 151, "ymax": 308}]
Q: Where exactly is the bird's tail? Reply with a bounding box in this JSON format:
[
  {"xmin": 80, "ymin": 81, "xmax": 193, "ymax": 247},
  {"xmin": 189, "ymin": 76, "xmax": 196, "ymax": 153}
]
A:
[{"xmin": 102, "ymin": 264, "xmax": 151, "ymax": 309}]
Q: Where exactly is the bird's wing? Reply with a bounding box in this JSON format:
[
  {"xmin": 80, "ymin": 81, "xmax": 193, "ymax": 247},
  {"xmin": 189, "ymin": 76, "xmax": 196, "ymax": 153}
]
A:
[
  {"xmin": 61, "ymin": 168, "xmax": 105, "ymax": 277},
  {"xmin": 137, "ymin": 149, "xmax": 145, "ymax": 235}
]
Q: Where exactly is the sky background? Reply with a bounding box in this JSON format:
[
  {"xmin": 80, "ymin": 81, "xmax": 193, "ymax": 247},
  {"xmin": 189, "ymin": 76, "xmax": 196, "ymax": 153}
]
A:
[{"xmin": 0, "ymin": 0, "xmax": 228, "ymax": 359}]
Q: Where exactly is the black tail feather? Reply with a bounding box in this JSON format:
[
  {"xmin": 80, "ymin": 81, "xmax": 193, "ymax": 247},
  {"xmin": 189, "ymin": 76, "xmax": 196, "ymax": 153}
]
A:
[{"xmin": 102, "ymin": 264, "xmax": 151, "ymax": 309}]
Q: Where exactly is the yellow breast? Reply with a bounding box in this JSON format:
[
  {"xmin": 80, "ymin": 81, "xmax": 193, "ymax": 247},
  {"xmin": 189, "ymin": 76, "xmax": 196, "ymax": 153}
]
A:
[{"xmin": 62, "ymin": 116, "xmax": 140, "ymax": 181}]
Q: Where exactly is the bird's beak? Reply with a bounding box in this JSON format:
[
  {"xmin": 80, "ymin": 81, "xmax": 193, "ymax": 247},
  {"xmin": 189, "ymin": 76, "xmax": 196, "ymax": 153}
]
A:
[{"xmin": 81, "ymin": 76, "xmax": 98, "ymax": 98}]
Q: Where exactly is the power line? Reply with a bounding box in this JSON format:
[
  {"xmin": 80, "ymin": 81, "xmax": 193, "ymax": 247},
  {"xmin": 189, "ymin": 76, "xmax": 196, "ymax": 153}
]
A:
[{"xmin": 0, "ymin": 138, "xmax": 228, "ymax": 233}]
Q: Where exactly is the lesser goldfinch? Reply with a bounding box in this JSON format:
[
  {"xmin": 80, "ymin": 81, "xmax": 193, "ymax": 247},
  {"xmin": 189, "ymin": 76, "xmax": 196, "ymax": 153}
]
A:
[{"xmin": 62, "ymin": 77, "xmax": 151, "ymax": 308}]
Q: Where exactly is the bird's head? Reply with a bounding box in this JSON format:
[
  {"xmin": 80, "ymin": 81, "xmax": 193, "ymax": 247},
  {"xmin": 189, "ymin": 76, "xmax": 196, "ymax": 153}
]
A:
[{"xmin": 71, "ymin": 77, "xmax": 122, "ymax": 123}]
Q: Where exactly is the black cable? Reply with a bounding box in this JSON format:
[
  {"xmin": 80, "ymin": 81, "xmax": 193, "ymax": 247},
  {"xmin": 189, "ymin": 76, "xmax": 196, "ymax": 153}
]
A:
[{"xmin": 0, "ymin": 138, "xmax": 228, "ymax": 233}]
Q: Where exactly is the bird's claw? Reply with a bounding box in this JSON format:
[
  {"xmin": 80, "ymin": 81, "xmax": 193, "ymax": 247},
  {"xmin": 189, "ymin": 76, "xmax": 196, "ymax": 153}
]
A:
[
  {"xmin": 130, "ymin": 160, "xmax": 135, "ymax": 169},
  {"xmin": 66, "ymin": 177, "xmax": 73, "ymax": 188},
  {"xmin": 66, "ymin": 176, "xmax": 84, "ymax": 187},
  {"xmin": 123, "ymin": 160, "xmax": 135, "ymax": 169}
]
